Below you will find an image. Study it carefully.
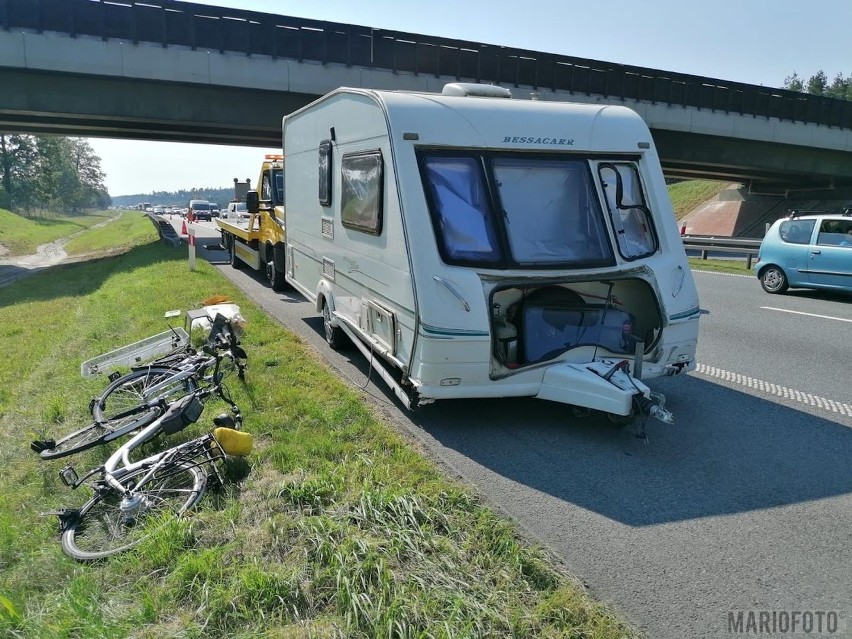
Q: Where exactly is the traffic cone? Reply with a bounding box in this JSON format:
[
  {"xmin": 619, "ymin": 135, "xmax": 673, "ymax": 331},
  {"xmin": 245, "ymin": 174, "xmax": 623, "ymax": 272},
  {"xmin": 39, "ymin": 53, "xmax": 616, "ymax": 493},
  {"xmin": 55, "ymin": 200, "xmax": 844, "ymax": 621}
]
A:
[{"xmin": 180, "ymin": 219, "xmax": 188, "ymax": 236}]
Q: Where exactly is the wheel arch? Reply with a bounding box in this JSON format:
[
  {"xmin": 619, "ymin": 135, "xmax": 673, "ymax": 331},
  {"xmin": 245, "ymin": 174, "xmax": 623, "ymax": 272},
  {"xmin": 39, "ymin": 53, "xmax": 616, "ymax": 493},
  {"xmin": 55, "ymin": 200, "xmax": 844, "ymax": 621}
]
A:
[
  {"xmin": 315, "ymin": 280, "xmax": 335, "ymax": 316},
  {"xmin": 757, "ymin": 262, "xmax": 784, "ymax": 278}
]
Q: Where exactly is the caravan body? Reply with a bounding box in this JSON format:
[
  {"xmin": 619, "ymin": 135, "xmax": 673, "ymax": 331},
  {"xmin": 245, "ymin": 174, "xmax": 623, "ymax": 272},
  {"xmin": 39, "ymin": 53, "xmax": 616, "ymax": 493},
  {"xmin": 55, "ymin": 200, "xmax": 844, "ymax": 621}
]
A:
[{"xmin": 283, "ymin": 85, "xmax": 699, "ymax": 419}]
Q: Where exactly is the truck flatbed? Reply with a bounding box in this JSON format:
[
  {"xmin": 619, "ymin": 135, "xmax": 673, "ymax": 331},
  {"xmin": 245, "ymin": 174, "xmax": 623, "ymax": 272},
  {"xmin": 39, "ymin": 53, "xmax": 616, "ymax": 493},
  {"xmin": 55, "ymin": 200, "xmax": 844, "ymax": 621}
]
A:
[{"xmin": 215, "ymin": 216, "xmax": 258, "ymax": 241}]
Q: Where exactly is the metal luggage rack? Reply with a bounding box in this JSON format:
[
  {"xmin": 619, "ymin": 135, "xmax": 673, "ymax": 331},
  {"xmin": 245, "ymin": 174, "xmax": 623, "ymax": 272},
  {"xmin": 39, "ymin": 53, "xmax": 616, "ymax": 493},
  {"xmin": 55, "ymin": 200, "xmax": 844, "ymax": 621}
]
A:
[{"xmin": 80, "ymin": 327, "xmax": 189, "ymax": 378}]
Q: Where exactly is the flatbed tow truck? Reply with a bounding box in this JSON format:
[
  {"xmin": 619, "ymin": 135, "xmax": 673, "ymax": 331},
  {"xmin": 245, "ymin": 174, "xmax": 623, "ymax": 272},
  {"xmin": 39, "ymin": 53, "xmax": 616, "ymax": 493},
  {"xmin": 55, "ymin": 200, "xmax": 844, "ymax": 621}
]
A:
[{"xmin": 215, "ymin": 155, "xmax": 288, "ymax": 291}]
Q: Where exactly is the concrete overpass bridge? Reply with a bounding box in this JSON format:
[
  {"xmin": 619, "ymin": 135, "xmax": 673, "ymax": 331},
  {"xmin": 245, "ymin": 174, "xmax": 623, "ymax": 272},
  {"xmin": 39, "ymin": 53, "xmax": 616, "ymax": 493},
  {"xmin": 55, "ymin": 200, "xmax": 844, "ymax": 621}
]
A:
[{"xmin": 2, "ymin": 0, "xmax": 852, "ymax": 198}]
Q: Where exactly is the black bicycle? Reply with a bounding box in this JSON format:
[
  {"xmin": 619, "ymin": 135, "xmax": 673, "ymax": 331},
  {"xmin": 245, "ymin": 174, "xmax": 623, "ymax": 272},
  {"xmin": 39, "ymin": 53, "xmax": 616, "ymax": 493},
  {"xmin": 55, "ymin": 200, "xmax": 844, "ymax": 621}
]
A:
[{"xmin": 32, "ymin": 314, "xmax": 246, "ymax": 460}]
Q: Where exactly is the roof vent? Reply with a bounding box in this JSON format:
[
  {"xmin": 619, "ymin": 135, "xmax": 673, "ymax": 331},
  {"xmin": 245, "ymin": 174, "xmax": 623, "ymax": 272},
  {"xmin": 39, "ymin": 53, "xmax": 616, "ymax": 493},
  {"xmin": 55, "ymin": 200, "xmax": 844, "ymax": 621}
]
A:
[{"xmin": 441, "ymin": 83, "xmax": 512, "ymax": 99}]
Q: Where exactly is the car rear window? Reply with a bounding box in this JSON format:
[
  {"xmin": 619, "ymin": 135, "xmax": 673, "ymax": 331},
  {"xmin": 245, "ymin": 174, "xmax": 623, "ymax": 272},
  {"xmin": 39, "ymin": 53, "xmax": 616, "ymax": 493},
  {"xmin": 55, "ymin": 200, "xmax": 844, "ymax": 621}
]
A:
[
  {"xmin": 193, "ymin": 203, "xmax": 211, "ymax": 210},
  {"xmin": 778, "ymin": 219, "xmax": 815, "ymax": 244}
]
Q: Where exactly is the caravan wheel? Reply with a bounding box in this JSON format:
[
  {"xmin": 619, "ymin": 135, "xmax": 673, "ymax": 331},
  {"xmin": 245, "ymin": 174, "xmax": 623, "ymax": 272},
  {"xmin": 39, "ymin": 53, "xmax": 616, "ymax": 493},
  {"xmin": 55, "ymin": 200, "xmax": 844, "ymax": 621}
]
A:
[{"xmin": 322, "ymin": 300, "xmax": 349, "ymax": 350}]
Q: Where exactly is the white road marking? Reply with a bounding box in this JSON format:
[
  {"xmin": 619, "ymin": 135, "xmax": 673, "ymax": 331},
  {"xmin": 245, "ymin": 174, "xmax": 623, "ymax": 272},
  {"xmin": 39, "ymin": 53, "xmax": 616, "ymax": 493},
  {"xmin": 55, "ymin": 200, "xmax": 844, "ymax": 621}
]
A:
[
  {"xmin": 694, "ymin": 363, "xmax": 851, "ymax": 417},
  {"xmin": 761, "ymin": 307, "xmax": 852, "ymax": 324}
]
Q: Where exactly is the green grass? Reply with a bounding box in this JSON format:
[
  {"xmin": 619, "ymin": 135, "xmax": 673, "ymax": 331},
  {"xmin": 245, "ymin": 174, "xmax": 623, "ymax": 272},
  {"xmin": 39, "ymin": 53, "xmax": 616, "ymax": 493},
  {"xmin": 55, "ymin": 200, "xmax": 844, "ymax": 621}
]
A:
[
  {"xmin": 688, "ymin": 257, "xmax": 754, "ymax": 275},
  {"xmin": 0, "ymin": 239, "xmax": 637, "ymax": 638},
  {"xmin": 0, "ymin": 209, "xmax": 117, "ymax": 256},
  {"xmin": 667, "ymin": 180, "xmax": 729, "ymax": 219},
  {"xmin": 65, "ymin": 211, "xmax": 158, "ymax": 255}
]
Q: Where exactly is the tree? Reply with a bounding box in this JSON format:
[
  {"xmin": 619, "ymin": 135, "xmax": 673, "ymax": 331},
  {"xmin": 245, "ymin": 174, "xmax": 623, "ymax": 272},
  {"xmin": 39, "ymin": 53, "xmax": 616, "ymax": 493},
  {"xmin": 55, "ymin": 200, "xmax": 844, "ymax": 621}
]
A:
[
  {"xmin": 806, "ymin": 70, "xmax": 829, "ymax": 96},
  {"xmin": 0, "ymin": 134, "xmax": 39, "ymax": 210},
  {"xmin": 827, "ymin": 72, "xmax": 852, "ymax": 101},
  {"xmin": 0, "ymin": 134, "xmax": 109, "ymax": 213},
  {"xmin": 67, "ymin": 138, "xmax": 108, "ymax": 212},
  {"xmin": 783, "ymin": 72, "xmax": 804, "ymax": 92},
  {"xmin": 785, "ymin": 70, "xmax": 852, "ymax": 101}
]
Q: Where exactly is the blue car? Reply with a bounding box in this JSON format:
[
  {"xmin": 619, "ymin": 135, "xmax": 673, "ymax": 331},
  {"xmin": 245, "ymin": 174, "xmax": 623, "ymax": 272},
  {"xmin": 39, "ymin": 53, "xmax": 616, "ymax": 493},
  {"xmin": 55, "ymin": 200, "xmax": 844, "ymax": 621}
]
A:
[{"xmin": 755, "ymin": 210, "xmax": 852, "ymax": 294}]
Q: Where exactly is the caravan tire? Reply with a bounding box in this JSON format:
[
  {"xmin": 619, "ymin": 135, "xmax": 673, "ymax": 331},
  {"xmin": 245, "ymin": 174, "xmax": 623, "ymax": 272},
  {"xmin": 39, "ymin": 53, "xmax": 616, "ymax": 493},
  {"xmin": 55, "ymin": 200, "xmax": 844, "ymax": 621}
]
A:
[
  {"xmin": 322, "ymin": 300, "xmax": 349, "ymax": 350},
  {"xmin": 266, "ymin": 251, "xmax": 287, "ymax": 292}
]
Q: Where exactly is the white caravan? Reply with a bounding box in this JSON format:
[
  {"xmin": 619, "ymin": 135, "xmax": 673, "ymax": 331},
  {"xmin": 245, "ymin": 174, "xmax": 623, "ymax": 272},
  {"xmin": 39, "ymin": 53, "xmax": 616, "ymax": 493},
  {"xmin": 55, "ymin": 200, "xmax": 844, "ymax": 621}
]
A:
[{"xmin": 282, "ymin": 84, "xmax": 700, "ymax": 425}]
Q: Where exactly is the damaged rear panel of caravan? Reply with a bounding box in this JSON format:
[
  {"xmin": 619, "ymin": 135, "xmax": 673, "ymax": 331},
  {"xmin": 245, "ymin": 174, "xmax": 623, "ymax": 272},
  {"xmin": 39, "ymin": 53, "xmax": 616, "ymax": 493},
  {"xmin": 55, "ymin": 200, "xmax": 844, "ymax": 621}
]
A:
[{"xmin": 283, "ymin": 84, "xmax": 699, "ymax": 425}]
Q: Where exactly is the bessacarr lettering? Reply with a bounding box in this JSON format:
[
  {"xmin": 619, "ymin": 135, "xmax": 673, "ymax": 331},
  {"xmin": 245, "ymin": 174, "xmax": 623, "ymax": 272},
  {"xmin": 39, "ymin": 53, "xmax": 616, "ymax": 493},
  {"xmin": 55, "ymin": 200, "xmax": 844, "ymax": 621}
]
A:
[{"xmin": 502, "ymin": 136, "xmax": 575, "ymax": 145}]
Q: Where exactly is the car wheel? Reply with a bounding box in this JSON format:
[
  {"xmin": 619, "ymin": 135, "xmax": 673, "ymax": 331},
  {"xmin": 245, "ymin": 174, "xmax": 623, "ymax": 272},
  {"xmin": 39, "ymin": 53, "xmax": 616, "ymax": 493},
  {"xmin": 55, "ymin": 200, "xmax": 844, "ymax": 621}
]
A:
[{"xmin": 760, "ymin": 266, "xmax": 788, "ymax": 294}]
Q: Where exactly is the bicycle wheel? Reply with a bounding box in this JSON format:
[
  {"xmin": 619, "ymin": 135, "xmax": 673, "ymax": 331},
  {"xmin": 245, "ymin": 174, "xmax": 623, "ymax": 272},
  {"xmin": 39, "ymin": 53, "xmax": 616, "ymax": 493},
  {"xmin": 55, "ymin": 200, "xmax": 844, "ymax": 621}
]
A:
[
  {"xmin": 92, "ymin": 367, "xmax": 198, "ymax": 427},
  {"xmin": 61, "ymin": 461, "xmax": 207, "ymax": 561}
]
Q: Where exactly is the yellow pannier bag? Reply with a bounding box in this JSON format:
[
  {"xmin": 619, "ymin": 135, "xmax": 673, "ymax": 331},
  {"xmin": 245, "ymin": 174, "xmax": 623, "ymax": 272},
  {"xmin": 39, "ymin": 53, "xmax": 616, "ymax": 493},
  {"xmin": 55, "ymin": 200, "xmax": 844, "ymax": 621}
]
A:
[{"xmin": 213, "ymin": 427, "xmax": 253, "ymax": 456}]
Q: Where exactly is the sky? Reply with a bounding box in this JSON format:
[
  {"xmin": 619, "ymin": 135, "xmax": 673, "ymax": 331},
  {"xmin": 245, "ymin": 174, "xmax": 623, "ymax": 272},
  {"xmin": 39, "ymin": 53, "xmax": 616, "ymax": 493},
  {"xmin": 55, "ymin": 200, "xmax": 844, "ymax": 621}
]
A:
[{"xmin": 87, "ymin": 0, "xmax": 852, "ymax": 196}]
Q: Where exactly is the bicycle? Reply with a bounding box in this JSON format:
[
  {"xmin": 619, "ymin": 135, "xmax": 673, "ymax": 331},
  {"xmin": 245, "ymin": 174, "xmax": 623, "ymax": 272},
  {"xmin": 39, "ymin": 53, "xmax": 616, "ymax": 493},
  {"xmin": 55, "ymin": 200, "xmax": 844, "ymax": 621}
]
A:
[
  {"xmin": 53, "ymin": 382, "xmax": 252, "ymax": 561},
  {"xmin": 32, "ymin": 314, "xmax": 247, "ymax": 461}
]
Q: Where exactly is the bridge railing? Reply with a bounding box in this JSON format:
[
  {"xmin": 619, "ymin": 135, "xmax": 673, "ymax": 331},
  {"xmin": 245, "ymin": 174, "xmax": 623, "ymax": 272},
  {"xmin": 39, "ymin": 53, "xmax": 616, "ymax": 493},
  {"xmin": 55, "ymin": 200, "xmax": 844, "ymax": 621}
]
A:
[{"xmin": 2, "ymin": 0, "xmax": 851, "ymax": 131}]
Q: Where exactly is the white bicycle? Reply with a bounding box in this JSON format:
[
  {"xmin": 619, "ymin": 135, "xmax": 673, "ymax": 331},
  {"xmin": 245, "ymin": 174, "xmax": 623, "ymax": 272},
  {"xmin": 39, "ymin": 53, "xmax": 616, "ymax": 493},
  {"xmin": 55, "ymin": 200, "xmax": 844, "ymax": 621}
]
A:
[{"xmin": 53, "ymin": 384, "xmax": 252, "ymax": 561}]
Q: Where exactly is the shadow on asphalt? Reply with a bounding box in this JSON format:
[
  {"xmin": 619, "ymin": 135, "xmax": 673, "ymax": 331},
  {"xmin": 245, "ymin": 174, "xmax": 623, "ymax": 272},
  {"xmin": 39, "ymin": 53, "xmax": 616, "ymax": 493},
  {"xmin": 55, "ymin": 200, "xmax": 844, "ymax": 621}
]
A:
[
  {"xmin": 298, "ymin": 311, "xmax": 852, "ymax": 527},
  {"xmin": 774, "ymin": 288, "xmax": 852, "ymax": 304},
  {"xmin": 217, "ymin": 243, "xmax": 852, "ymax": 529},
  {"xmin": 416, "ymin": 377, "xmax": 851, "ymax": 526}
]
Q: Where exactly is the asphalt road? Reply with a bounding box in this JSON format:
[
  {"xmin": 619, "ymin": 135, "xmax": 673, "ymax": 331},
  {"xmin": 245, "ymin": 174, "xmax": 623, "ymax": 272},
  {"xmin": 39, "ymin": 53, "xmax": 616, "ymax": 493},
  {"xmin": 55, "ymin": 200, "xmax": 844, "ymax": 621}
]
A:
[{"xmin": 183, "ymin": 220, "xmax": 852, "ymax": 639}]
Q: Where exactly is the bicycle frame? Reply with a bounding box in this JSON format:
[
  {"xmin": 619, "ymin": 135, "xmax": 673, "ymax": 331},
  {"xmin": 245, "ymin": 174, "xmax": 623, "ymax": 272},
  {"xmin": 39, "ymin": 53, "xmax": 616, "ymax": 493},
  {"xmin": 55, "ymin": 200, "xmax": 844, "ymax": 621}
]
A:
[{"xmin": 63, "ymin": 378, "xmax": 242, "ymax": 490}]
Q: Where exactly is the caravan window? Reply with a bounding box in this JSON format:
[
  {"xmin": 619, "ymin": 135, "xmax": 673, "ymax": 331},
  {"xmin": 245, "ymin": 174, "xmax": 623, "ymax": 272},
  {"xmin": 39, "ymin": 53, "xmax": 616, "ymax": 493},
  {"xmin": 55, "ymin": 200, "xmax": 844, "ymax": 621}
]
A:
[
  {"xmin": 597, "ymin": 163, "xmax": 657, "ymax": 260},
  {"xmin": 421, "ymin": 157, "xmax": 501, "ymax": 265},
  {"xmin": 492, "ymin": 158, "xmax": 613, "ymax": 265},
  {"xmin": 420, "ymin": 152, "xmax": 614, "ymax": 268},
  {"xmin": 318, "ymin": 140, "xmax": 332, "ymax": 207},
  {"xmin": 341, "ymin": 151, "xmax": 383, "ymax": 235}
]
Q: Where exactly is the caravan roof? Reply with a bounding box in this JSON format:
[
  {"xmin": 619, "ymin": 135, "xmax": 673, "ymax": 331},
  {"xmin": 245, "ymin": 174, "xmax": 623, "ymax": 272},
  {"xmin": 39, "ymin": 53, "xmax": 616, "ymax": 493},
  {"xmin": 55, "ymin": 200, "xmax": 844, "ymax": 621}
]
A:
[{"xmin": 288, "ymin": 87, "xmax": 653, "ymax": 154}]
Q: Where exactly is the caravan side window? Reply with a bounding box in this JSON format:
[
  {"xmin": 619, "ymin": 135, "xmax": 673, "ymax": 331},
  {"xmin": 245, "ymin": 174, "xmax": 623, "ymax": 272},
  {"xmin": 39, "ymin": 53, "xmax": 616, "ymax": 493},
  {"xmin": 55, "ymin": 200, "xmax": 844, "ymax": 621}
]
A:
[
  {"xmin": 597, "ymin": 163, "xmax": 657, "ymax": 260},
  {"xmin": 341, "ymin": 150, "xmax": 383, "ymax": 235},
  {"xmin": 318, "ymin": 140, "xmax": 332, "ymax": 207},
  {"xmin": 421, "ymin": 156, "xmax": 501, "ymax": 265}
]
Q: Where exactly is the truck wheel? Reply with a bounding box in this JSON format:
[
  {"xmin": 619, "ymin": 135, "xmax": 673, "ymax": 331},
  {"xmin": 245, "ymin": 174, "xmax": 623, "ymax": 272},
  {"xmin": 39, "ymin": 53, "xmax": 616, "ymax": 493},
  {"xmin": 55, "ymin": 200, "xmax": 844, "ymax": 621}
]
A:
[
  {"xmin": 266, "ymin": 251, "xmax": 287, "ymax": 292},
  {"xmin": 229, "ymin": 238, "xmax": 244, "ymax": 270},
  {"xmin": 322, "ymin": 299, "xmax": 349, "ymax": 350}
]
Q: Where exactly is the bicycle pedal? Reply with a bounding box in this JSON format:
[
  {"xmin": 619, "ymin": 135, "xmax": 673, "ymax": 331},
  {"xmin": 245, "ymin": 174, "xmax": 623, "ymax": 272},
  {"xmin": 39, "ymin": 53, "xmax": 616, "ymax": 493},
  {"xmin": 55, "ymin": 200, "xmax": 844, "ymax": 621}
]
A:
[
  {"xmin": 41, "ymin": 509, "xmax": 80, "ymax": 532},
  {"xmin": 31, "ymin": 439, "xmax": 56, "ymax": 453}
]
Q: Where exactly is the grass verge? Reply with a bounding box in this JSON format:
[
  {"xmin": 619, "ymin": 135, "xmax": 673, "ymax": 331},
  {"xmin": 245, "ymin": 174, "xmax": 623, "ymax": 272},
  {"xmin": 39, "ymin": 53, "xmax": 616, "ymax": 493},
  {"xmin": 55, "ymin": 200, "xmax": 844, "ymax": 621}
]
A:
[
  {"xmin": 688, "ymin": 257, "xmax": 753, "ymax": 275},
  {"xmin": 667, "ymin": 180, "xmax": 729, "ymax": 219},
  {"xmin": 0, "ymin": 209, "xmax": 116, "ymax": 256},
  {"xmin": 0, "ymin": 239, "xmax": 637, "ymax": 638},
  {"xmin": 65, "ymin": 211, "xmax": 157, "ymax": 255}
]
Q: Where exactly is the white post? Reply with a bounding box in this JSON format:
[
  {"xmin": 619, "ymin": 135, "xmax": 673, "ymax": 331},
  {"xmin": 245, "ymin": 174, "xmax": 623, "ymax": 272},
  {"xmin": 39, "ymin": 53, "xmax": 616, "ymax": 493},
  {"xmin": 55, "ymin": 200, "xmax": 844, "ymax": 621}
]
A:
[{"xmin": 188, "ymin": 225, "xmax": 196, "ymax": 271}]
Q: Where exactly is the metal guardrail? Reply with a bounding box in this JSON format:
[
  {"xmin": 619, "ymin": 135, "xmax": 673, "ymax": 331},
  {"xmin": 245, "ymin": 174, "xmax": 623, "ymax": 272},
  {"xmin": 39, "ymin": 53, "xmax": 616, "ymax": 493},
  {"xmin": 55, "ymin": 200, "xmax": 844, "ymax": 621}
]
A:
[
  {"xmin": 146, "ymin": 213, "xmax": 181, "ymax": 247},
  {"xmin": 1, "ymin": 0, "xmax": 851, "ymax": 131},
  {"xmin": 681, "ymin": 235, "xmax": 761, "ymax": 269}
]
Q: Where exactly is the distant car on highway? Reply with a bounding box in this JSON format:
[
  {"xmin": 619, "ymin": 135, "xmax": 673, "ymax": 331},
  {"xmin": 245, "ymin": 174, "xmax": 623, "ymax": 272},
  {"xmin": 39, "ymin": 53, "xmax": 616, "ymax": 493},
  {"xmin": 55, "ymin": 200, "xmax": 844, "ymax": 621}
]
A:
[
  {"xmin": 223, "ymin": 201, "xmax": 248, "ymax": 219},
  {"xmin": 188, "ymin": 199, "xmax": 213, "ymax": 222},
  {"xmin": 755, "ymin": 209, "xmax": 852, "ymax": 294}
]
